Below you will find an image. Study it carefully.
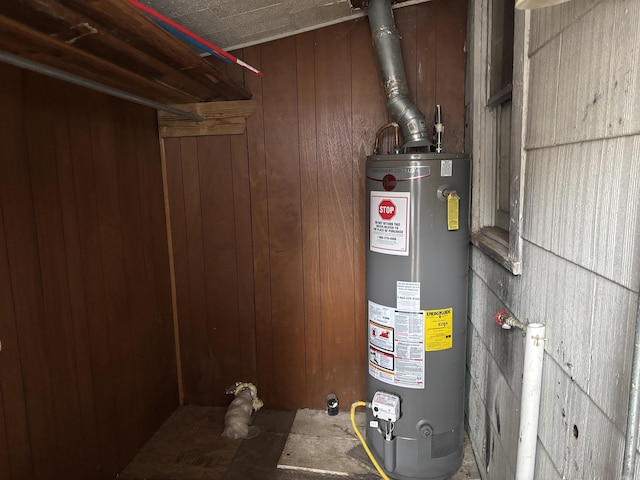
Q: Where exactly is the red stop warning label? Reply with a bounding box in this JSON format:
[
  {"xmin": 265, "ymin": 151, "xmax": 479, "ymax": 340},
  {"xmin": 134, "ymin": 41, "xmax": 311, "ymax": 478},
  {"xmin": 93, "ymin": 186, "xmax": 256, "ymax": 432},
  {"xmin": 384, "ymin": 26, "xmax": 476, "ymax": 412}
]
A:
[
  {"xmin": 378, "ymin": 199, "xmax": 396, "ymax": 220},
  {"xmin": 371, "ymin": 191, "xmax": 409, "ymax": 256}
]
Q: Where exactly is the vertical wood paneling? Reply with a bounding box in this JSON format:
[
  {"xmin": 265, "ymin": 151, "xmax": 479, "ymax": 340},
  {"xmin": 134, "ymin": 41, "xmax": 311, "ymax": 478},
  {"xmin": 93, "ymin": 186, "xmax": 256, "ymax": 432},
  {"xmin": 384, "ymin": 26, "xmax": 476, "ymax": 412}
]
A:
[
  {"xmin": 113, "ymin": 99, "xmax": 158, "ymax": 449},
  {"xmin": 131, "ymin": 105, "xmax": 178, "ymax": 430},
  {"xmin": 433, "ymin": 0, "xmax": 467, "ymax": 152},
  {"xmin": 0, "ymin": 65, "xmax": 34, "ymax": 480},
  {"xmin": 262, "ymin": 37, "xmax": 307, "ymax": 408},
  {"xmin": 164, "ymin": 138, "xmax": 195, "ymax": 404},
  {"xmin": 0, "ymin": 392, "xmax": 8, "ymax": 479},
  {"xmin": 65, "ymin": 84, "xmax": 120, "ymax": 477},
  {"xmin": 315, "ymin": 22, "xmax": 358, "ymax": 405},
  {"xmin": 165, "ymin": 2, "xmax": 467, "ymax": 409},
  {"xmin": 0, "ymin": 224, "xmax": 24, "ymax": 480},
  {"xmin": 180, "ymin": 137, "xmax": 212, "ymax": 403},
  {"xmin": 1, "ymin": 71, "xmax": 59, "ymax": 480},
  {"xmin": 228, "ymin": 50, "xmax": 259, "ymax": 386},
  {"xmin": 245, "ymin": 45, "xmax": 276, "ymax": 405},
  {"xmin": 198, "ymin": 136, "xmax": 244, "ymax": 404},
  {"xmin": 0, "ymin": 62, "xmax": 177, "ymax": 479},
  {"xmin": 50, "ymin": 77, "xmax": 101, "ymax": 477},
  {"xmin": 89, "ymin": 92, "xmax": 141, "ymax": 467},
  {"xmin": 86, "ymin": 90, "xmax": 176, "ymax": 473},
  {"xmin": 297, "ymin": 31, "xmax": 324, "ymax": 408},
  {"xmin": 414, "ymin": 3, "xmax": 436, "ymax": 121},
  {"xmin": 167, "ymin": 133, "xmax": 256, "ymax": 406},
  {"xmin": 165, "ymin": 133, "xmax": 259, "ymax": 406},
  {"xmin": 0, "ymin": 216, "xmax": 31, "ymax": 480},
  {"xmin": 230, "ymin": 135, "xmax": 258, "ymax": 385},
  {"xmin": 24, "ymin": 72, "xmax": 87, "ymax": 477}
]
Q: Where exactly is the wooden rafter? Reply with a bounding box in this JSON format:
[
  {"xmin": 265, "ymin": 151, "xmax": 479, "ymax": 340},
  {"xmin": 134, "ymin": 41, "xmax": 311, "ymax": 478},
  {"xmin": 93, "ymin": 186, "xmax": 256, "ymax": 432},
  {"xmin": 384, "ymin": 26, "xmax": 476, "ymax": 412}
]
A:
[{"xmin": 0, "ymin": 0, "xmax": 252, "ymax": 103}]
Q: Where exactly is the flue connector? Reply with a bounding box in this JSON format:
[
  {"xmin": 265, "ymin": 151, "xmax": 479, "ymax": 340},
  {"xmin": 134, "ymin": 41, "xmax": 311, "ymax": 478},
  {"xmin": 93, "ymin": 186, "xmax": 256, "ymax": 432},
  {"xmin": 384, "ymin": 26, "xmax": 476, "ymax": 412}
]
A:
[{"xmin": 366, "ymin": 0, "xmax": 431, "ymax": 149}]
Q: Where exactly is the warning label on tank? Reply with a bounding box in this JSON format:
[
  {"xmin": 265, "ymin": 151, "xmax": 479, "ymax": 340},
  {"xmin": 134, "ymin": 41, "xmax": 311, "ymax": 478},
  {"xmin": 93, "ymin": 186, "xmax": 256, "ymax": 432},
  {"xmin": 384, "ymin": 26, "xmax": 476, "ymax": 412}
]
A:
[
  {"xmin": 368, "ymin": 300, "xmax": 424, "ymax": 389},
  {"xmin": 369, "ymin": 321, "xmax": 394, "ymax": 351},
  {"xmin": 370, "ymin": 191, "xmax": 410, "ymax": 256},
  {"xmin": 369, "ymin": 346, "xmax": 394, "ymax": 372},
  {"xmin": 396, "ymin": 281, "xmax": 420, "ymax": 311},
  {"xmin": 368, "ymin": 301, "xmax": 393, "ymax": 326},
  {"xmin": 424, "ymin": 308, "xmax": 453, "ymax": 351}
]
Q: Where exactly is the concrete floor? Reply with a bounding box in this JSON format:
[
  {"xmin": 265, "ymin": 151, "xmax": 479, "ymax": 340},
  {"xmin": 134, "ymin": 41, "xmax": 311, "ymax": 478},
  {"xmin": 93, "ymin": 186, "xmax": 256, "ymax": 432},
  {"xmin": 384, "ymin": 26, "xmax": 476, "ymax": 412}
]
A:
[
  {"xmin": 118, "ymin": 405, "xmax": 481, "ymax": 480},
  {"xmin": 278, "ymin": 409, "xmax": 481, "ymax": 479}
]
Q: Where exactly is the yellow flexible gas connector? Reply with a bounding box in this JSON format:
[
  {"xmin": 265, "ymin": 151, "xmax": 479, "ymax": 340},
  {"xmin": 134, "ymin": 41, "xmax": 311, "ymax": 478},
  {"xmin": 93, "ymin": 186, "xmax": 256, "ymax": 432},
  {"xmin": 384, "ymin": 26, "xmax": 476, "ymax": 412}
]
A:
[{"xmin": 350, "ymin": 401, "xmax": 391, "ymax": 480}]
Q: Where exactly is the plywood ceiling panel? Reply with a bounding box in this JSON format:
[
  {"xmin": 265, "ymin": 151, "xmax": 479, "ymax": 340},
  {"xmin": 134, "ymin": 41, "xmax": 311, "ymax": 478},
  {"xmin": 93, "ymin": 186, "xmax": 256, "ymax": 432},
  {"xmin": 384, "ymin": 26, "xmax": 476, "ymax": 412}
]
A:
[{"xmin": 145, "ymin": 0, "xmax": 429, "ymax": 50}]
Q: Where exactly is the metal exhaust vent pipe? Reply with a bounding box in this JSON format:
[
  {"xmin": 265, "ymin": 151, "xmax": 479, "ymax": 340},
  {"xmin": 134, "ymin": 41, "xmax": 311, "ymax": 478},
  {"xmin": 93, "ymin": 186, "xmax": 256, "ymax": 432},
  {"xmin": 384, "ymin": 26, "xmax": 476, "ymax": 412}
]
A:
[{"xmin": 366, "ymin": 0, "xmax": 431, "ymax": 149}]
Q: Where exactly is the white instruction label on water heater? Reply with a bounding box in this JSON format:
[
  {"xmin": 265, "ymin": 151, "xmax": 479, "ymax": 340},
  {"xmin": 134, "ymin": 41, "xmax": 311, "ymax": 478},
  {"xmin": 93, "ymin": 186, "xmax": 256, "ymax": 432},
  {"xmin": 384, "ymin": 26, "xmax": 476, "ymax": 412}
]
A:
[
  {"xmin": 368, "ymin": 300, "xmax": 424, "ymax": 389},
  {"xmin": 370, "ymin": 191, "xmax": 410, "ymax": 256},
  {"xmin": 397, "ymin": 281, "xmax": 420, "ymax": 311},
  {"xmin": 441, "ymin": 159, "xmax": 453, "ymax": 177}
]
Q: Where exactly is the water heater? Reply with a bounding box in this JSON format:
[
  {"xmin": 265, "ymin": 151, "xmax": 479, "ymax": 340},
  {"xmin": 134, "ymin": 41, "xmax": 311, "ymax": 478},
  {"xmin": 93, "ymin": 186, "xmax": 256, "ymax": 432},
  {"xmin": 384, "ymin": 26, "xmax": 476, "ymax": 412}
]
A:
[{"xmin": 365, "ymin": 152, "xmax": 470, "ymax": 480}]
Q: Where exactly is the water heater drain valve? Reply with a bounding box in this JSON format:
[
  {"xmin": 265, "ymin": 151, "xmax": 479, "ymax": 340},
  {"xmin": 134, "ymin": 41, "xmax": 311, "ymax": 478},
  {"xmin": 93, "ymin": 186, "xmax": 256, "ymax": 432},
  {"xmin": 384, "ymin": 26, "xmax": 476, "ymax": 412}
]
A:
[{"xmin": 371, "ymin": 391, "xmax": 401, "ymax": 423}]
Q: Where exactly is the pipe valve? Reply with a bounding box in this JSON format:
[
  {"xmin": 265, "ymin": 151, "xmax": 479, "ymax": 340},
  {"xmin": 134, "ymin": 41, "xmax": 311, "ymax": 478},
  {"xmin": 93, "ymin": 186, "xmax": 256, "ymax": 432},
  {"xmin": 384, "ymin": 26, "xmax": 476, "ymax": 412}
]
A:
[
  {"xmin": 495, "ymin": 310, "xmax": 528, "ymax": 331},
  {"xmin": 495, "ymin": 310, "xmax": 512, "ymax": 329}
]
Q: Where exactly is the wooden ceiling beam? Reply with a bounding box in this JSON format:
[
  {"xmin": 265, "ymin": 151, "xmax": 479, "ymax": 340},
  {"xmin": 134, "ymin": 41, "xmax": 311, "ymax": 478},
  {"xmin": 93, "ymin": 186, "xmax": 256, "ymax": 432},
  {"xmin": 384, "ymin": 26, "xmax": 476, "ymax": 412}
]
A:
[
  {"xmin": 0, "ymin": 14, "xmax": 198, "ymax": 104},
  {"xmin": 11, "ymin": 0, "xmax": 234, "ymax": 102},
  {"xmin": 0, "ymin": 0, "xmax": 252, "ymax": 103},
  {"xmin": 60, "ymin": 0, "xmax": 251, "ymax": 100}
]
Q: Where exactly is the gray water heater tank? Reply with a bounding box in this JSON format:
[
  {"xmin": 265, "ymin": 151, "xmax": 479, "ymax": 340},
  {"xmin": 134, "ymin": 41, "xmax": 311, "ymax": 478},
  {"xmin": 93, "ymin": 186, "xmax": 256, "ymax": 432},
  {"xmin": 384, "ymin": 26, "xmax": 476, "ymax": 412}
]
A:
[{"xmin": 365, "ymin": 152, "xmax": 470, "ymax": 480}]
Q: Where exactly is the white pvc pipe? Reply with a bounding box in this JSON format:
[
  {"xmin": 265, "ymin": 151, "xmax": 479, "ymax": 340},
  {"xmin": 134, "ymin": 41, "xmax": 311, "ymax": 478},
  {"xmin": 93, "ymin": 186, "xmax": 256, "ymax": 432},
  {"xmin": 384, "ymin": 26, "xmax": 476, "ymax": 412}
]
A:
[
  {"xmin": 515, "ymin": 323, "xmax": 546, "ymax": 480},
  {"xmin": 621, "ymin": 295, "xmax": 640, "ymax": 479}
]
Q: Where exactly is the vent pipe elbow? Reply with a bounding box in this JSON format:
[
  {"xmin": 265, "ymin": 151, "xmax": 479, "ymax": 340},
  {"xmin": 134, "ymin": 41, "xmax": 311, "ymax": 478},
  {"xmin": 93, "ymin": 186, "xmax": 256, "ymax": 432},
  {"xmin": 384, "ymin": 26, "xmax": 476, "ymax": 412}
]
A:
[{"xmin": 366, "ymin": 0, "xmax": 430, "ymax": 149}]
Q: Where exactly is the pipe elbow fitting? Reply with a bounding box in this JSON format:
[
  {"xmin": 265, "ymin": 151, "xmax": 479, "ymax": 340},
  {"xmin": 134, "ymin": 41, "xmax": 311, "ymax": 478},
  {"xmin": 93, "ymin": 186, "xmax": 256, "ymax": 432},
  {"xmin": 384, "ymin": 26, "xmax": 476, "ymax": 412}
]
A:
[{"xmin": 367, "ymin": 0, "xmax": 430, "ymax": 149}]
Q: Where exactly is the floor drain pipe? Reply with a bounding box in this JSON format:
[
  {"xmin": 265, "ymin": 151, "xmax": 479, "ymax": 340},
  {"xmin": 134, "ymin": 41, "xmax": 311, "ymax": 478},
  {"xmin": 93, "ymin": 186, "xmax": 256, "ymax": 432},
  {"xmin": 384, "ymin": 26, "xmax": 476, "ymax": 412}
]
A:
[
  {"xmin": 622, "ymin": 296, "xmax": 640, "ymax": 479},
  {"xmin": 495, "ymin": 311, "xmax": 546, "ymax": 480}
]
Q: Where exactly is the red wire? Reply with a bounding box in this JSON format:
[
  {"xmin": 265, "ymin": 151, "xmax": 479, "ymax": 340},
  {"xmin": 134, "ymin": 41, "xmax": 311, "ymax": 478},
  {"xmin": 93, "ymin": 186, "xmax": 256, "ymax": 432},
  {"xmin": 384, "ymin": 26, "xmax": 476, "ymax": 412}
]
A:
[{"xmin": 126, "ymin": 0, "xmax": 263, "ymax": 77}]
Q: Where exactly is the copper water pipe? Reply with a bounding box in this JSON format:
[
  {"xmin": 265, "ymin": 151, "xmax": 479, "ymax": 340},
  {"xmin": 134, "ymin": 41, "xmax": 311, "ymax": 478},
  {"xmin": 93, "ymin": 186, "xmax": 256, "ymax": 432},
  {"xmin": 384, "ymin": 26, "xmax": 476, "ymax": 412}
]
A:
[{"xmin": 373, "ymin": 122, "xmax": 400, "ymax": 154}]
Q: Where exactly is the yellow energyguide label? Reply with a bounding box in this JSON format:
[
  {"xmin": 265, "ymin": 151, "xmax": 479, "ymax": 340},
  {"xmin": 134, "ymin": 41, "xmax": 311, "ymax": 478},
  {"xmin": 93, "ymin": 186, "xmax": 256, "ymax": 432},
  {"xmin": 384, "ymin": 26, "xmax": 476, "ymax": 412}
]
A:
[
  {"xmin": 447, "ymin": 192, "xmax": 459, "ymax": 230},
  {"xmin": 424, "ymin": 307, "xmax": 453, "ymax": 351}
]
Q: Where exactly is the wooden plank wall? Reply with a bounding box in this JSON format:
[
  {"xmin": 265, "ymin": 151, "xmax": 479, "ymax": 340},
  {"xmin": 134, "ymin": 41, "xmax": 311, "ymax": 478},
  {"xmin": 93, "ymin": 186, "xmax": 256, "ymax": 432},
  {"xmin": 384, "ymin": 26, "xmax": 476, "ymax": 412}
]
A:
[
  {"xmin": 0, "ymin": 63, "xmax": 177, "ymax": 480},
  {"xmin": 164, "ymin": 0, "xmax": 467, "ymax": 410}
]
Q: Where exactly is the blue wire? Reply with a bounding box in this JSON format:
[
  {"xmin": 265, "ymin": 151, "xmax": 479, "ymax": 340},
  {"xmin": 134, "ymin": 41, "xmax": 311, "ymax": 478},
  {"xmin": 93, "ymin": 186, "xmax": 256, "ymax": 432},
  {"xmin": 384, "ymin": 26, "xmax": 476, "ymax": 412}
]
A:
[{"xmin": 153, "ymin": 19, "xmax": 231, "ymax": 64}]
